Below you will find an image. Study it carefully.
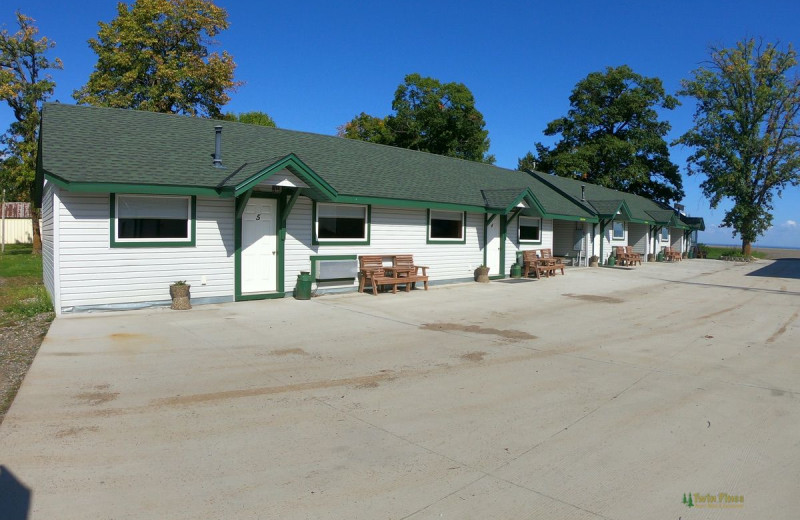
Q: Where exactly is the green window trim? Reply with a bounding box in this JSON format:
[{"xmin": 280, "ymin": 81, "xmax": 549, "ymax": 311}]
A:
[
  {"xmin": 427, "ymin": 209, "xmax": 467, "ymax": 244},
  {"xmin": 109, "ymin": 193, "xmax": 196, "ymax": 248},
  {"xmin": 518, "ymin": 216, "xmax": 543, "ymax": 245},
  {"xmin": 312, "ymin": 201, "xmax": 371, "ymax": 246}
]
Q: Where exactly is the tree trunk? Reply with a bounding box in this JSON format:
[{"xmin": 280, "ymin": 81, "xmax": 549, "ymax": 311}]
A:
[
  {"xmin": 31, "ymin": 208, "xmax": 42, "ymax": 254},
  {"xmin": 741, "ymin": 240, "xmax": 751, "ymax": 257}
]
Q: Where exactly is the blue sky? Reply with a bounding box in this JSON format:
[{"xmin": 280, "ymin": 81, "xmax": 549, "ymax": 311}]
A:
[{"xmin": 2, "ymin": 1, "xmax": 799, "ymax": 247}]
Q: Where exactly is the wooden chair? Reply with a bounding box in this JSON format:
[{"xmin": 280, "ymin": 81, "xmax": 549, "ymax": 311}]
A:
[
  {"xmin": 522, "ymin": 250, "xmax": 549, "ymax": 279},
  {"xmin": 392, "ymin": 255, "xmax": 429, "ymax": 290},
  {"xmin": 614, "ymin": 246, "xmax": 631, "ymax": 266},
  {"xmin": 358, "ymin": 255, "xmax": 410, "ymax": 295}
]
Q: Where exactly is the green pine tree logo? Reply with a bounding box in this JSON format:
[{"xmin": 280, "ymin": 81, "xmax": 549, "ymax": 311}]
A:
[
  {"xmin": 682, "ymin": 493, "xmax": 687, "ymax": 505},
  {"xmin": 687, "ymin": 493, "xmax": 694, "ymax": 507}
]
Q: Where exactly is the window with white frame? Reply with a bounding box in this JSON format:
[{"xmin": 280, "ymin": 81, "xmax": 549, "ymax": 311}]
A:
[
  {"xmin": 114, "ymin": 194, "xmax": 192, "ymax": 243},
  {"xmin": 660, "ymin": 227, "xmax": 669, "ymax": 241},
  {"xmin": 428, "ymin": 210, "xmax": 465, "ymax": 241},
  {"xmin": 315, "ymin": 203, "xmax": 368, "ymax": 242},
  {"xmin": 611, "ymin": 221, "xmax": 625, "ymax": 240},
  {"xmin": 518, "ymin": 216, "xmax": 541, "ymax": 243}
]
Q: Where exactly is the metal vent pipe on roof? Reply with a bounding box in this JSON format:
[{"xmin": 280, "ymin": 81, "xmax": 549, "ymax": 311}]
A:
[
  {"xmin": 581, "ymin": 184, "xmax": 585, "ymax": 201},
  {"xmin": 213, "ymin": 125, "xmax": 223, "ymax": 167}
]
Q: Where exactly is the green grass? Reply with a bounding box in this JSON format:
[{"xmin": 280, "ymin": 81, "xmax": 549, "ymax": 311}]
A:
[
  {"xmin": 703, "ymin": 246, "xmax": 767, "ymax": 260},
  {"xmin": 0, "ymin": 244, "xmax": 53, "ymax": 325}
]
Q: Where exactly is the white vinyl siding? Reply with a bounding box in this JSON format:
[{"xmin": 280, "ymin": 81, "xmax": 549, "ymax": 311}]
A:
[
  {"xmin": 55, "ymin": 192, "xmax": 234, "ymax": 312},
  {"xmin": 670, "ymin": 228, "xmax": 683, "ymax": 252},
  {"xmin": 628, "ymin": 223, "xmax": 649, "ymax": 257},
  {"xmin": 552, "ymin": 219, "xmax": 576, "ymax": 256},
  {"xmin": 41, "ymin": 180, "xmax": 58, "ymax": 313},
  {"xmin": 285, "ymin": 197, "xmax": 483, "ymax": 292}
]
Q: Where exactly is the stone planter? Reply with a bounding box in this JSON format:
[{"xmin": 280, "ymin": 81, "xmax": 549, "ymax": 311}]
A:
[
  {"xmin": 647, "ymin": 253, "xmax": 655, "ymax": 262},
  {"xmin": 589, "ymin": 256, "xmax": 599, "ymax": 268},
  {"xmin": 170, "ymin": 283, "xmax": 191, "ymax": 310},
  {"xmin": 474, "ymin": 266, "xmax": 490, "ymax": 283}
]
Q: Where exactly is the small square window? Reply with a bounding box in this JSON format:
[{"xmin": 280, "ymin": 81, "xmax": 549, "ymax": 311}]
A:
[
  {"xmin": 428, "ymin": 210, "xmax": 465, "ymax": 243},
  {"xmin": 112, "ymin": 194, "xmax": 194, "ymax": 247},
  {"xmin": 611, "ymin": 221, "xmax": 625, "ymax": 240},
  {"xmin": 314, "ymin": 203, "xmax": 369, "ymax": 244},
  {"xmin": 661, "ymin": 228, "xmax": 669, "ymax": 241},
  {"xmin": 518, "ymin": 216, "xmax": 541, "ymax": 243}
]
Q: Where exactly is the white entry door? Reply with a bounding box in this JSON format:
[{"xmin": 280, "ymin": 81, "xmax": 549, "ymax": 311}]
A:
[
  {"xmin": 486, "ymin": 217, "xmax": 501, "ymax": 277},
  {"xmin": 241, "ymin": 198, "xmax": 277, "ymax": 293}
]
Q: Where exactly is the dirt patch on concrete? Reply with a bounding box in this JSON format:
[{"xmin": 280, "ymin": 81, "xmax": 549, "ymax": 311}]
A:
[
  {"xmin": 461, "ymin": 351, "xmax": 487, "ymax": 362},
  {"xmin": 74, "ymin": 388, "xmax": 118, "ymax": 406},
  {"xmin": 420, "ymin": 323, "xmax": 536, "ymax": 341},
  {"xmin": 697, "ymin": 303, "xmax": 742, "ymax": 321},
  {"xmin": 110, "ymin": 333, "xmax": 144, "ymax": 340},
  {"xmin": 355, "ymin": 381, "xmax": 380, "ymax": 389},
  {"xmin": 55, "ymin": 425, "xmax": 100, "ymax": 438},
  {"xmin": 561, "ymin": 293, "xmax": 623, "ymax": 304},
  {"xmin": 271, "ymin": 348, "xmax": 308, "ymax": 356},
  {"xmin": 767, "ymin": 310, "xmax": 798, "ymax": 344},
  {"xmin": 154, "ymin": 372, "xmax": 397, "ymax": 407}
]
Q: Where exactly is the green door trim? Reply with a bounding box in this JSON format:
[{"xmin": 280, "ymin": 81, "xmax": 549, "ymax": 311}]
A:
[{"xmin": 234, "ymin": 191, "xmax": 286, "ymax": 301}]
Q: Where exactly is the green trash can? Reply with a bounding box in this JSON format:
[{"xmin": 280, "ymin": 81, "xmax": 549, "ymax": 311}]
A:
[
  {"xmin": 657, "ymin": 251, "xmax": 665, "ymax": 262},
  {"xmin": 295, "ymin": 271, "xmax": 312, "ymax": 300},
  {"xmin": 510, "ymin": 264, "xmax": 522, "ymax": 278},
  {"xmin": 607, "ymin": 255, "xmax": 616, "ymax": 267}
]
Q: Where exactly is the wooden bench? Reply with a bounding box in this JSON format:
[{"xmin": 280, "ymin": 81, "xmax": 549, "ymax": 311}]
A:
[
  {"xmin": 615, "ymin": 246, "xmax": 641, "ymax": 266},
  {"xmin": 358, "ymin": 255, "xmax": 411, "ymax": 295},
  {"xmin": 626, "ymin": 246, "xmax": 643, "ymax": 265},
  {"xmin": 614, "ymin": 246, "xmax": 633, "ymax": 266},
  {"xmin": 392, "ymin": 255, "xmax": 429, "ymax": 291},
  {"xmin": 539, "ymin": 248, "xmax": 566, "ymax": 276},
  {"xmin": 663, "ymin": 246, "xmax": 682, "ymax": 262}
]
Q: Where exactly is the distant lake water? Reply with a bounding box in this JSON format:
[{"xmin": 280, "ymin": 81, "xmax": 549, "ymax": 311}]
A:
[{"xmin": 706, "ymin": 243, "xmax": 800, "ymax": 251}]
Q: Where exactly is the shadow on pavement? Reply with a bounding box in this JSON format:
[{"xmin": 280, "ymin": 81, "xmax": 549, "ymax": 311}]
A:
[
  {"xmin": 746, "ymin": 259, "xmax": 800, "ymax": 280},
  {"xmin": 649, "ymin": 278, "xmax": 800, "ymax": 296},
  {"xmin": 0, "ymin": 465, "xmax": 32, "ymax": 520}
]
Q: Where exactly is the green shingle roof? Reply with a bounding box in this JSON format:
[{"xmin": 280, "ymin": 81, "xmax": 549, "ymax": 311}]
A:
[
  {"xmin": 526, "ymin": 171, "xmax": 689, "ymax": 226},
  {"xmin": 37, "ymin": 104, "xmax": 697, "ymax": 226}
]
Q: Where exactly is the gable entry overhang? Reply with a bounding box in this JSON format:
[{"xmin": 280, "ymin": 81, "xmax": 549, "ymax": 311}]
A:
[
  {"xmin": 589, "ymin": 199, "xmax": 634, "ymax": 263},
  {"xmin": 480, "ymin": 187, "xmax": 548, "ymax": 228}
]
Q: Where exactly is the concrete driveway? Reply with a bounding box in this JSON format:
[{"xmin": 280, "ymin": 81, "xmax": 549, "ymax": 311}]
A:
[{"xmin": 1, "ymin": 259, "xmax": 798, "ymax": 519}]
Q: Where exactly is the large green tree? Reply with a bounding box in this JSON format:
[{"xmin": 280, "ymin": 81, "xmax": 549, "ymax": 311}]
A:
[
  {"xmin": 676, "ymin": 39, "xmax": 800, "ymax": 256},
  {"xmin": 0, "ymin": 12, "xmax": 62, "ymax": 253},
  {"xmin": 340, "ymin": 73, "xmax": 494, "ymax": 163},
  {"xmin": 220, "ymin": 111, "xmax": 276, "ymax": 127},
  {"xmin": 523, "ymin": 65, "xmax": 683, "ymax": 203},
  {"xmin": 338, "ymin": 112, "xmax": 391, "ymax": 144},
  {"xmin": 74, "ymin": 0, "xmax": 240, "ymax": 118}
]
